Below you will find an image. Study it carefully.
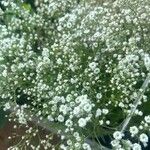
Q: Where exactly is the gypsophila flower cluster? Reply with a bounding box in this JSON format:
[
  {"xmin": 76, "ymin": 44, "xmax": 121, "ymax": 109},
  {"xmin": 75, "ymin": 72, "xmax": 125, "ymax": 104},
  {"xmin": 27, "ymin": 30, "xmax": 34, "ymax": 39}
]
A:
[{"xmin": 0, "ymin": 0, "xmax": 150, "ymax": 149}]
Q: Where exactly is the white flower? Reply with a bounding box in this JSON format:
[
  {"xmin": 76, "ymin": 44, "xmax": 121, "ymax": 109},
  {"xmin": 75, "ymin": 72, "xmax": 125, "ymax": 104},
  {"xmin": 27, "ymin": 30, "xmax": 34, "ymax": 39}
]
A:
[
  {"xmin": 94, "ymin": 68, "xmax": 100, "ymax": 74},
  {"xmin": 144, "ymin": 115, "xmax": 150, "ymax": 123},
  {"xmin": 2, "ymin": 70, "xmax": 7, "ymax": 77},
  {"xmin": 111, "ymin": 140, "xmax": 120, "ymax": 147},
  {"xmin": 96, "ymin": 93, "xmax": 102, "ymax": 99},
  {"xmin": 65, "ymin": 120, "xmax": 73, "ymax": 127},
  {"xmin": 99, "ymin": 120, "xmax": 104, "ymax": 125},
  {"xmin": 106, "ymin": 120, "xmax": 110, "ymax": 125},
  {"xmin": 16, "ymin": 109, "xmax": 27, "ymax": 124},
  {"xmin": 1, "ymin": 1, "xmax": 9, "ymax": 7},
  {"xmin": 129, "ymin": 126, "xmax": 139, "ymax": 136},
  {"xmin": 75, "ymin": 143, "xmax": 81, "ymax": 149},
  {"xmin": 144, "ymin": 54, "xmax": 150, "ymax": 70},
  {"xmin": 57, "ymin": 58, "xmax": 62, "ymax": 65},
  {"xmin": 83, "ymin": 103, "xmax": 92, "ymax": 112},
  {"xmin": 89, "ymin": 62, "xmax": 97, "ymax": 70},
  {"xmin": 47, "ymin": 115, "xmax": 54, "ymax": 121},
  {"xmin": 139, "ymin": 133, "xmax": 148, "ymax": 143},
  {"xmin": 70, "ymin": 78, "xmax": 77, "ymax": 84},
  {"xmin": 73, "ymin": 107, "xmax": 80, "ymax": 115},
  {"xmin": 11, "ymin": 65, "xmax": 16, "ymax": 72},
  {"xmin": 82, "ymin": 143, "xmax": 91, "ymax": 150},
  {"xmin": 118, "ymin": 102, "xmax": 124, "ymax": 108},
  {"xmin": 102, "ymin": 109, "xmax": 109, "ymax": 114},
  {"xmin": 57, "ymin": 115, "xmax": 64, "ymax": 122},
  {"xmin": 73, "ymin": 132, "xmax": 79, "ymax": 138},
  {"xmin": 76, "ymin": 95, "xmax": 88, "ymax": 104},
  {"xmin": 43, "ymin": 103, "xmax": 47, "ymax": 108},
  {"xmin": 78, "ymin": 118, "xmax": 87, "ymax": 128},
  {"xmin": 67, "ymin": 139, "xmax": 72, "ymax": 145},
  {"xmin": 42, "ymin": 48, "xmax": 49, "ymax": 57},
  {"xmin": 96, "ymin": 109, "xmax": 102, "ymax": 117},
  {"xmin": 113, "ymin": 131, "xmax": 123, "ymax": 140},
  {"xmin": 3, "ymin": 102, "xmax": 11, "ymax": 111},
  {"xmin": 60, "ymin": 144, "xmax": 67, "ymax": 150},
  {"xmin": 132, "ymin": 143, "xmax": 142, "ymax": 150},
  {"xmin": 59, "ymin": 105, "xmax": 68, "ymax": 115},
  {"xmin": 118, "ymin": 148, "xmax": 125, "ymax": 150}
]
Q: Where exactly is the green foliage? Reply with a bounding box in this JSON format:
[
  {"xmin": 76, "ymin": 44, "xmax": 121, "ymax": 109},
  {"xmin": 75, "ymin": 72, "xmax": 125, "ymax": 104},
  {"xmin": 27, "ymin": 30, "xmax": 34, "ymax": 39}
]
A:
[{"xmin": 0, "ymin": 108, "xmax": 8, "ymax": 128}]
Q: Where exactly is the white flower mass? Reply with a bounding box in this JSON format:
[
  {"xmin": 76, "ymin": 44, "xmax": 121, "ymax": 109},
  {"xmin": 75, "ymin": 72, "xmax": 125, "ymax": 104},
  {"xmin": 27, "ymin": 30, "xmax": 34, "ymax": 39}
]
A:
[{"xmin": 0, "ymin": 0, "xmax": 150, "ymax": 149}]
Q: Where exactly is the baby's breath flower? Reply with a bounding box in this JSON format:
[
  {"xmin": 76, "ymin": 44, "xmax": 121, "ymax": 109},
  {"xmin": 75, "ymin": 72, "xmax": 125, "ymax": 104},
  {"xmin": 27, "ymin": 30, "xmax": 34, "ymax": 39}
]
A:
[
  {"xmin": 83, "ymin": 103, "xmax": 92, "ymax": 112},
  {"xmin": 113, "ymin": 131, "xmax": 123, "ymax": 140},
  {"xmin": 144, "ymin": 115, "xmax": 150, "ymax": 123},
  {"xmin": 111, "ymin": 140, "xmax": 120, "ymax": 147},
  {"xmin": 3, "ymin": 102, "xmax": 11, "ymax": 111},
  {"xmin": 2, "ymin": 69, "xmax": 7, "ymax": 77},
  {"xmin": 73, "ymin": 107, "xmax": 80, "ymax": 116},
  {"xmin": 96, "ymin": 93, "xmax": 102, "ymax": 99},
  {"xmin": 65, "ymin": 120, "xmax": 73, "ymax": 127},
  {"xmin": 78, "ymin": 118, "xmax": 87, "ymax": 128},
  {"xmin": 102, "ymin": 109, "xmax": 109, "ymax": 115},
  {"xmin": 47, "ymin": 115, "xmax": 54, "ymax": 122},
  {"xmin": 139, "ymin": 133, "xmax": 148, "ymax": 144},
  {"xmin": 95, "ymin": 109, "xmax": 102, "ymax": 117},
  {"xmin": 57, "ymin": 115, "xmax": 65, "ymax": 122},
  {"xmin": 132, "ymin": 143, "xmax": 142, "ymax": 150},
  {"xmin": 89, "ymin": 62, "xmax": 97, "ymax": 70},
  {"xmin": 129, "ymin": 126, "xmax": 139, "ymax": 137},
  {"xmin": 82, "ymin": 143, "xmax": 91, "ymax": 150}
]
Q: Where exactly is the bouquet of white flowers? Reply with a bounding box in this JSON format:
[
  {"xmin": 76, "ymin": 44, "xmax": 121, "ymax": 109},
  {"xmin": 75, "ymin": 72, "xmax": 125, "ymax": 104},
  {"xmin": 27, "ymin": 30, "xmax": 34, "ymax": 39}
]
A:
[{"xmin": 0, "ymin": 0, "xmax": 150, "ymax": 149}]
